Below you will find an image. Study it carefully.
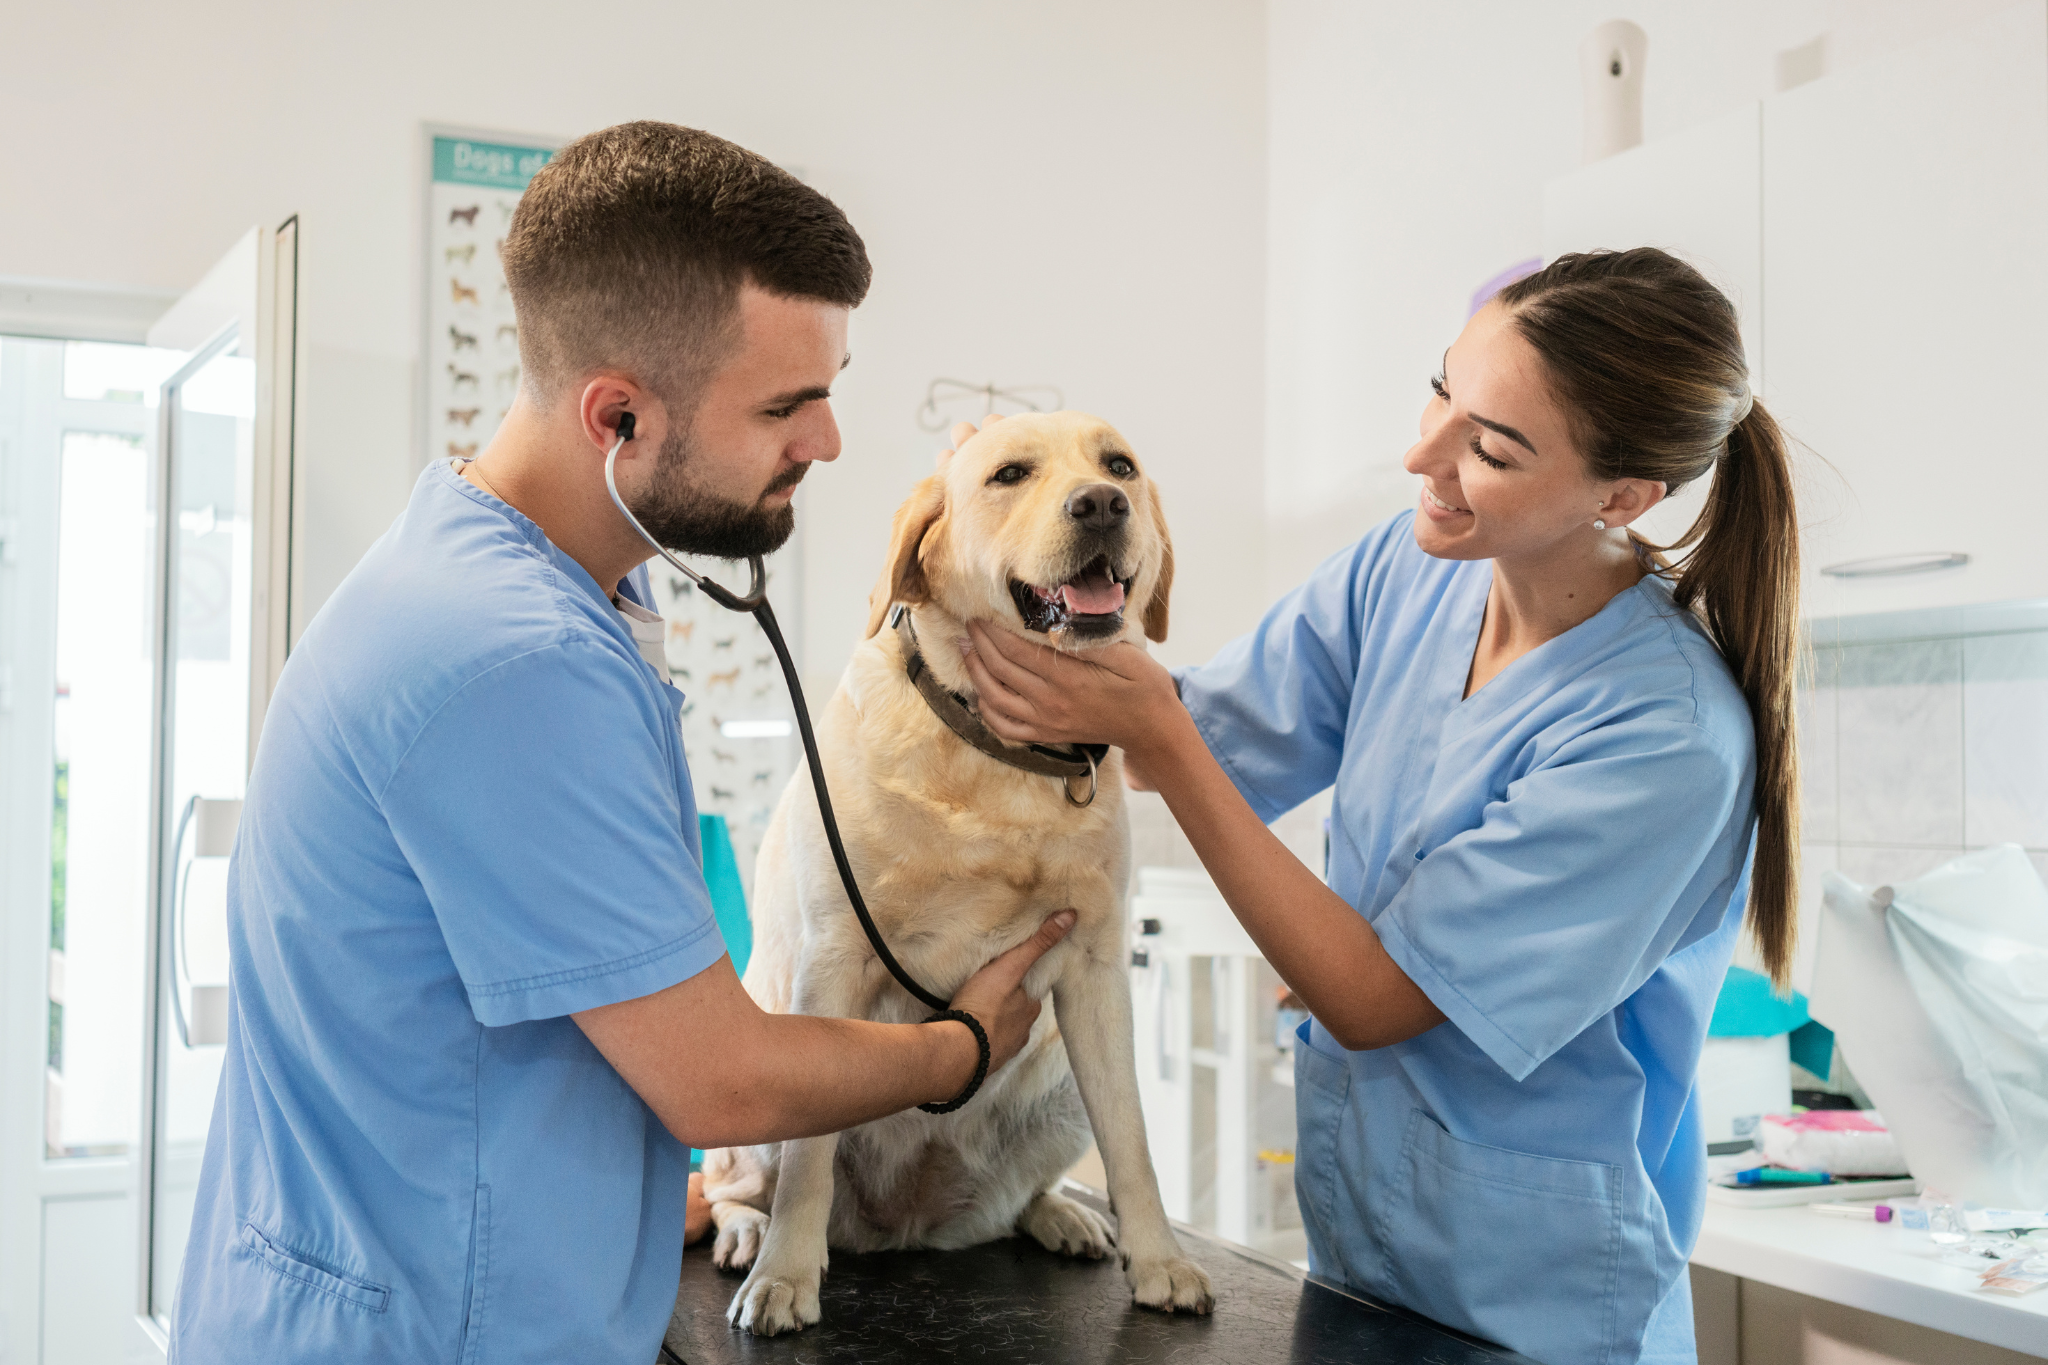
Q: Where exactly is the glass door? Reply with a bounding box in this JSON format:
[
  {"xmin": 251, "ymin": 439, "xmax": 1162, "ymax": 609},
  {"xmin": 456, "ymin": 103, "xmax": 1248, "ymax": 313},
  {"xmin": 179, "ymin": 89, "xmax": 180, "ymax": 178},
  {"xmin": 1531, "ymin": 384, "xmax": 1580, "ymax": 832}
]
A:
[
  {"xmin": 128, "ymin": 218, "xmax": 299, "ymax": 1355},
  {"xmin": 141, "ymin": 326, "xmax": 256, "ymax": 1324}
]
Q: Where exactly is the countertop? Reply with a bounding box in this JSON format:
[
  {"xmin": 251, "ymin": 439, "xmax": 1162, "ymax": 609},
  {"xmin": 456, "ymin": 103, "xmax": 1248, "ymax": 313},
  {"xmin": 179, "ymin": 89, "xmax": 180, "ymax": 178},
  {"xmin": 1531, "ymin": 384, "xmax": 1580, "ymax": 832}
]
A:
[
  {"xmin": 662, "ymin": 1183, "xmax": 1534, "ymax": 1364},
  {"xmin": 1692, "ymin": 1201, "xmax": 2048, "ymax": 1357}
]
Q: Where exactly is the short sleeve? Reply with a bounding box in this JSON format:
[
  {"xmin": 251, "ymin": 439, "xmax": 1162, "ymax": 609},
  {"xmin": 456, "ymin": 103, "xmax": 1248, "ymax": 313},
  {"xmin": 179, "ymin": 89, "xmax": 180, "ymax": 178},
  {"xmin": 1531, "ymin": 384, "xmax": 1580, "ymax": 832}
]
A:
[
  {"xmin": 1374, "ymin": 716, "xmax": 1753, "ymax": 1081},
  {"xmin": 381, "ymin": 639, "xmax": 725, "ymax": 1025},
  {"xmin": 1176, "ymin": 541, "xmax": 1370, "ymax": 821}
]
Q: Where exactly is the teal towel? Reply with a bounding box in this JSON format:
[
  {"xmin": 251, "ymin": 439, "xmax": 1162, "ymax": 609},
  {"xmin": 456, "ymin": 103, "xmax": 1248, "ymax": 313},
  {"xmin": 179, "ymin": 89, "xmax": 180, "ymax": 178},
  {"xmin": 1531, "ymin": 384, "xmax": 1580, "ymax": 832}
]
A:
[
  {"xmin": 1707, "ymin": 965, "xmax": 1833, "ymax": 1081},
  {"xmin": 698, "ymin": 813, "xmax": 751, "ymax": 978},
  {"xmin": 1708, "ymin": 966, "xmax": 1809, "ymax": 1036}
]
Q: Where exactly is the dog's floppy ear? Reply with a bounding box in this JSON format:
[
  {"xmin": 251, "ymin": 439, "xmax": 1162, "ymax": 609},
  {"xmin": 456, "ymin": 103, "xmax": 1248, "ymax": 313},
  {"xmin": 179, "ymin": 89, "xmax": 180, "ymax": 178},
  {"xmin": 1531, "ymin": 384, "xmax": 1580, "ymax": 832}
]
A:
[
  {"xmin": 866, "ymin": 474, "xmax": 948, "ymax": 638},
  {"xmin": 1142, "ymin": 482, "xmax": 1174, "ymax": 644}
]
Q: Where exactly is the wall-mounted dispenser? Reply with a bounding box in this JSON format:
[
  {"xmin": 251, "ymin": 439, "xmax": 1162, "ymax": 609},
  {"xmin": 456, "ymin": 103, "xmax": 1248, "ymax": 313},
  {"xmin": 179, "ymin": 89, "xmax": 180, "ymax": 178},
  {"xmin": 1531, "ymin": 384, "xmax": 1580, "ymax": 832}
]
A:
[{"xmin": 1580, "ymin": 19, "xmax": 1648, "ymax": 164}]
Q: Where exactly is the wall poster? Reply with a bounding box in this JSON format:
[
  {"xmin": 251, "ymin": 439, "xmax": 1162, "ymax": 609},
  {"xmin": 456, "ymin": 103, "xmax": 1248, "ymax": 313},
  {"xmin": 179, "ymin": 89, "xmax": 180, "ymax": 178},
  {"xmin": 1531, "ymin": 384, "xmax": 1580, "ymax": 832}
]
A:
[
  {"xmin": 423, "ymin": 128, "xmax": 556, "ymax": 461},
  {"xmin": 420, "ymin": 125, "xmax": 803, "ymax": 896}
]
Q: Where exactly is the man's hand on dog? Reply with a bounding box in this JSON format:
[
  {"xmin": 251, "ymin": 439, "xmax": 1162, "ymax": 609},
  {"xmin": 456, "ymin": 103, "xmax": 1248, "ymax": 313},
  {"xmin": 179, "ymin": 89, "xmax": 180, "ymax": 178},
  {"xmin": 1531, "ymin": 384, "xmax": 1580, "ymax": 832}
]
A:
[{"xmin": 944, "ymin": 908, "xmax": 1078, "ymax": 1087}]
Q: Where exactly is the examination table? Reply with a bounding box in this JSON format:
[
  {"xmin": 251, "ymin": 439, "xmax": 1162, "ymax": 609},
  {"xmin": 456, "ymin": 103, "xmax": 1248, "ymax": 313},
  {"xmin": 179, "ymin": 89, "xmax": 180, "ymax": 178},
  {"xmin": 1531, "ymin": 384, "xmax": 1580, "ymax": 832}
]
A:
[{"xmin": 663, "ymin": 1184, "xmax": 1535, "ymax": 1363}]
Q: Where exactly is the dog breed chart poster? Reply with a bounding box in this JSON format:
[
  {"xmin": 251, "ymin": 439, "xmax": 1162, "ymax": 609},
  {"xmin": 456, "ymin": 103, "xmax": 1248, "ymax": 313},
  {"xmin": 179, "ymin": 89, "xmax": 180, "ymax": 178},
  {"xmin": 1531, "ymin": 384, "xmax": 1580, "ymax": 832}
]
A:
[
  {"xmin": 645, "ymin": 557, "xmax": 802, "ymax": 899},
  {"xmin": 425, "ymin": 133, "xmax": 555, "ymax": 460}
]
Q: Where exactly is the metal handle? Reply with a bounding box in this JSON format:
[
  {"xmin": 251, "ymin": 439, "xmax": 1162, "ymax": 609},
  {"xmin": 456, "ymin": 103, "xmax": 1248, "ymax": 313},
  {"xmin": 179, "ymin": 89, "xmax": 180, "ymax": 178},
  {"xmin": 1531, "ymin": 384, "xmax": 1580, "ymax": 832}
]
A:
[
  {"xmin": 1819, "ymin": 551, "xmax": 1970, "ymax": 579},
  {"xmin": 171, "ymin": 795, "xmax": 241, "ymax": 1047}
]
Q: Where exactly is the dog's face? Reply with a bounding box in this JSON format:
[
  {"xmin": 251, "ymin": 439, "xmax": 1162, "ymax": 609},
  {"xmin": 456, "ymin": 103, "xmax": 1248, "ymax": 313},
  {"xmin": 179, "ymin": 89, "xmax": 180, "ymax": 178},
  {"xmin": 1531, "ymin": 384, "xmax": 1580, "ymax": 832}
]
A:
[{"xmin": 865, "ymin": 411, "xmax": 1172, "ymax": 648}]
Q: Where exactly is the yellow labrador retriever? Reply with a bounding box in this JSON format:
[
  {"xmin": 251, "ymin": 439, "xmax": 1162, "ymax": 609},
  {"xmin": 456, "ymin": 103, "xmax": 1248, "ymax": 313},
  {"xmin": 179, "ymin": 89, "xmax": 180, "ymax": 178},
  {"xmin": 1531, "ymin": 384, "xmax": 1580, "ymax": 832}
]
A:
[{"xmin": 700, "ymin": 411, "xmax": 1213, "ymax": 1335}]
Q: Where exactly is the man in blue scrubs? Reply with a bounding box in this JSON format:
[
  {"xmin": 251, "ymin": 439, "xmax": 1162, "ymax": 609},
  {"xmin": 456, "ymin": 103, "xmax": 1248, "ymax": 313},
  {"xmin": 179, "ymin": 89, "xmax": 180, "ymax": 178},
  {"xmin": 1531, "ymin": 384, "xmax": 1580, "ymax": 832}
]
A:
[{"xmin": 170, "ymin": 122, "xmax": 1070, "ymax": 1362}]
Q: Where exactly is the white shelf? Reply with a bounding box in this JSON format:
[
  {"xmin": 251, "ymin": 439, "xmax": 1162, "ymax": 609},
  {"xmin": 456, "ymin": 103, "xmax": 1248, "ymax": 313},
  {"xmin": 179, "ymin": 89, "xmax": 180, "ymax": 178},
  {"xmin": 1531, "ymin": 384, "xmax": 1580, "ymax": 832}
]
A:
[{"xmin": 1692, "ymin": 1203, "xmax": 2048, "ymax": 1357}]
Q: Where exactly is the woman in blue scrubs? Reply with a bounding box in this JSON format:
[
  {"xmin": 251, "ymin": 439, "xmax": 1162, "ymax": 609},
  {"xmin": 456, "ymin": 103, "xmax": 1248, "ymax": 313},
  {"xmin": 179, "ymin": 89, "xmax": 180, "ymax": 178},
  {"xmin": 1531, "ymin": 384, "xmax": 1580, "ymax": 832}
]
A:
[{"xmin": 962, "ymin": 249, "xmax": 1800, "ymax": 1365}]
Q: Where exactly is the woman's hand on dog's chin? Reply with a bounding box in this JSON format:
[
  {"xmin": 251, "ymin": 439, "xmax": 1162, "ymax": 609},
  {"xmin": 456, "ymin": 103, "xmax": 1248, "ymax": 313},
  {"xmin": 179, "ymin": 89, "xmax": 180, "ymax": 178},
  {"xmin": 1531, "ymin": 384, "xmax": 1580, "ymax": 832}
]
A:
[
  {"xmin": 960, "ymin": 620, "xmax": 1184, "ymax": 770},
  {"xmin": 942, "ymin": 908, "xmax": 1078, "ymax": 1096}
]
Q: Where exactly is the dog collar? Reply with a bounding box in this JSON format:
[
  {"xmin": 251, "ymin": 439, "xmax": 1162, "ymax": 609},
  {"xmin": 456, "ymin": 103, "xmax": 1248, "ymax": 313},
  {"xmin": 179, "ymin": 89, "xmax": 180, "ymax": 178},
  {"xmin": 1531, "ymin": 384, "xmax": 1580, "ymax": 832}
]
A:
[{"xmin": 890, "ymin": 605, "xmax": 1106, "ymax": 808}]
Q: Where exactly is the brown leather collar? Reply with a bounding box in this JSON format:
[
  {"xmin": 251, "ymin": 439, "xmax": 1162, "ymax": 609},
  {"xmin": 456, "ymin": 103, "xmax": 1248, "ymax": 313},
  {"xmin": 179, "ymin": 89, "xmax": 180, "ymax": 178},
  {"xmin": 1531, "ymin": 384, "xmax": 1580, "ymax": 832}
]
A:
[{"xmin": 890, "ymin": 605, "xmax": 1106, "ymax": 808}]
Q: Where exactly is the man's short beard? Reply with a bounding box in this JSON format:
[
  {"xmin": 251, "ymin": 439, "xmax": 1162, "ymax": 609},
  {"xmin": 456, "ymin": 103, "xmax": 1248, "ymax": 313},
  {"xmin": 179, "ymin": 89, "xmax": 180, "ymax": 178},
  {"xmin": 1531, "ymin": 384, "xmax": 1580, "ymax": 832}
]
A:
[{"xmin": 629, "ymin": 422, "xmax": 799, "ymax": 562}]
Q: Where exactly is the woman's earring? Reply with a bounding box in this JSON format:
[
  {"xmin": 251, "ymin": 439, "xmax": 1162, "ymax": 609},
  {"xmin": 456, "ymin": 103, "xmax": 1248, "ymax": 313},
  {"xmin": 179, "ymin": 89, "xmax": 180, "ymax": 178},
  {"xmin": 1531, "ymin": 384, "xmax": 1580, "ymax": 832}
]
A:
[{"xmin": 1593, "ymin": 517, "xmax": 1608, "ymax": 530}]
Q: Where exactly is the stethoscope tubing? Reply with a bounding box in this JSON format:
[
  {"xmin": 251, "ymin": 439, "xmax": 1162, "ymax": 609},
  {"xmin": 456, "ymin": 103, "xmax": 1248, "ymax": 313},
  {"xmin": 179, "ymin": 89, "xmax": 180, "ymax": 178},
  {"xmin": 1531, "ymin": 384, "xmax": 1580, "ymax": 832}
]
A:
[{"xmin": 602, "ymin": 433, "xmax": 950, "ymax": 1013}]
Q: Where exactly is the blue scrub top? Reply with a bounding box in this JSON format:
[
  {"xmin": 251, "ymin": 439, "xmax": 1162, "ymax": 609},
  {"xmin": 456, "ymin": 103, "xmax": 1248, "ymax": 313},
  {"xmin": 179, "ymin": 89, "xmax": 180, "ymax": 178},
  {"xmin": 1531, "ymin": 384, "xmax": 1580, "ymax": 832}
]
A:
[
  {"xmin": 1179, "ymin": 512, "xmax": 1755, "ymax": 1365},
  {"xmin": 171, "ymin": 462, "xmax": 728, "ymax": 1363}
]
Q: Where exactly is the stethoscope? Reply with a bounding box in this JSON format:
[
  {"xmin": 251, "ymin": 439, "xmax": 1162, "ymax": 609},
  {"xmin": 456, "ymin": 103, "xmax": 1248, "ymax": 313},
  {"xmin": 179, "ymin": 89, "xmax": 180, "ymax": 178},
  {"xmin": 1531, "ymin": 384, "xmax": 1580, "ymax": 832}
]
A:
[{"xmin": 600, "ymin": 411, "xmax": 951, "ymax": 1014}]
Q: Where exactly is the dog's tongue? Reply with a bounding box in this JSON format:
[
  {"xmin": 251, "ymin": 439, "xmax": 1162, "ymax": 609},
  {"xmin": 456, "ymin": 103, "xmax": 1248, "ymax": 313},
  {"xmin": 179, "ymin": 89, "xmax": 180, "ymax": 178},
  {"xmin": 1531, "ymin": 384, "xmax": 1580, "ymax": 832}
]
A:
[{"xmin": 1058, "ymin": 575, "xmax": 1126, "ymax": 615}]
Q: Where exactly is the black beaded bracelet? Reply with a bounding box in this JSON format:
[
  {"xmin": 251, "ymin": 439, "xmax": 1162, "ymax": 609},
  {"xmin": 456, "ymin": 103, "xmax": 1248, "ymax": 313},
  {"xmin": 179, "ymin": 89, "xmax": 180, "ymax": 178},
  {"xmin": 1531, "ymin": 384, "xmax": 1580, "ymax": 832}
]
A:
[{"xmin": 917, "ymin": 1009, "xmax": 990, "ymax": 1114}]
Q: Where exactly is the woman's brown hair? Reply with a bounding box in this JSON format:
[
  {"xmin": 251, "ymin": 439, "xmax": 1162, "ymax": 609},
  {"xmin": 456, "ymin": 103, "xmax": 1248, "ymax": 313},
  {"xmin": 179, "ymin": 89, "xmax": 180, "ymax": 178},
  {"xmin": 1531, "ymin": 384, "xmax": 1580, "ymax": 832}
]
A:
[{"xmin": 1497, "ymin": 249, "xmax": 1801, "ymax": 987}]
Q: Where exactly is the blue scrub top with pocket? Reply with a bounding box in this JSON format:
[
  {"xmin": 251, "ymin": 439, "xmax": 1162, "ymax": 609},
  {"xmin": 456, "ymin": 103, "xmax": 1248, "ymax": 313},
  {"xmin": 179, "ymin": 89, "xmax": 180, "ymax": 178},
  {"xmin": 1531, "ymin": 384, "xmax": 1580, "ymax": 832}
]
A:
[
  {"xmin": 169, "ymin": 462, "xmax": 729, "ymax": 1363},
  {"xmin": 1178, "ymin": 512, "xmax": 1756, "ymax": 1365}
]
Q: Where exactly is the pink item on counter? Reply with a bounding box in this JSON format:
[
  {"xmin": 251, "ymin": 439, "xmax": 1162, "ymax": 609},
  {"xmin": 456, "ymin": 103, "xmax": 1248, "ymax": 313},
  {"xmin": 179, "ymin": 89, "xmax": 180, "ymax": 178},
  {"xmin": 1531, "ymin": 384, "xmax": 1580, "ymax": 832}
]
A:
[
  {"xmin": 1760, "ymin": 1110, "xmax": 1909, "ymax": 1176},
  {"xmin": 1770, "ymin": 1111, "xmax": 1887, "ymax": 1132}
]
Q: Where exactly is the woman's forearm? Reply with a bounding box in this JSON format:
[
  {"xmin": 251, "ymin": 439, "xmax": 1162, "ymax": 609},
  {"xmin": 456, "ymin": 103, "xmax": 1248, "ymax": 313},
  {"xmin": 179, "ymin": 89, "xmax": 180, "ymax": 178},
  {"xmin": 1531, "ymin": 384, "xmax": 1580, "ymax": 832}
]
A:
[{"xmin": 1139, "ymin": 712, "xmax": 1445, "ymax": 1051}]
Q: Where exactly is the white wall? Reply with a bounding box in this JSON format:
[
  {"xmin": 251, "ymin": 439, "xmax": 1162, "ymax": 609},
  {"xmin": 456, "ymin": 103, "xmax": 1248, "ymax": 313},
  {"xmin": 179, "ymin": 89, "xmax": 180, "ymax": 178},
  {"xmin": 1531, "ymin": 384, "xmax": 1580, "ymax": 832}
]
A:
[
  {"xmin": 0, "ymin": 0, "xmax": 1266, "ymax": 689},
  {"xmin": 1263, "ymin": 0, "xmax": 2014, "ymax": 600}
]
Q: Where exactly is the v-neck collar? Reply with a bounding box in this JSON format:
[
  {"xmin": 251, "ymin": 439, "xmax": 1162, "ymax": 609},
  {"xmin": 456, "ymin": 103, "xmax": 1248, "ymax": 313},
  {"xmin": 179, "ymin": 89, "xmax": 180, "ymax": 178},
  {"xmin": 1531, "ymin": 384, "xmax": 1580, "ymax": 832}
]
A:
[{"xmin": 1448, "ymin": 565, "xmax": 1662, "ymax": 725}]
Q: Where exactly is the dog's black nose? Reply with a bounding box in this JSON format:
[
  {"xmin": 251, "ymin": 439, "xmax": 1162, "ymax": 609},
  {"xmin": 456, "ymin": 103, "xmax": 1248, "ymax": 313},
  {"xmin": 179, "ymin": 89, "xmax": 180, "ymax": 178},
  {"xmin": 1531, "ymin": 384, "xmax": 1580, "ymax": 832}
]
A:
[{"xmin": 1065, "ymin": 483, "xmax": 1130, "ymax": 530}]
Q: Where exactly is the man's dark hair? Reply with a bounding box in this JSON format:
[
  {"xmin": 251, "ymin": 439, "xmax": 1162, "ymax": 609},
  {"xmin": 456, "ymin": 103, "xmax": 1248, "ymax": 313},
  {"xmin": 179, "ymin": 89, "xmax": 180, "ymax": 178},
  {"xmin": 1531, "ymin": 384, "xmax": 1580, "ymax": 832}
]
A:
[{"xmin": 501, "ymin": 121, "xmax": 871, "ymax": 408}]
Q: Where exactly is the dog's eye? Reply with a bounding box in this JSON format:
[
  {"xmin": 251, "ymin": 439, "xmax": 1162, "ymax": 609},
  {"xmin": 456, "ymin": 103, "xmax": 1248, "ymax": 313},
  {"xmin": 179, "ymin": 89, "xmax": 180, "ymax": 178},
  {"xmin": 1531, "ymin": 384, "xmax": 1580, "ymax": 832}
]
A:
[
  {"xmin": 989, "ymin": 464, "xmax": 1029, "ymax": 486},
  {"xmin": 1105, "ymin": 455, "xmax": 1136, "ymax": 478}
]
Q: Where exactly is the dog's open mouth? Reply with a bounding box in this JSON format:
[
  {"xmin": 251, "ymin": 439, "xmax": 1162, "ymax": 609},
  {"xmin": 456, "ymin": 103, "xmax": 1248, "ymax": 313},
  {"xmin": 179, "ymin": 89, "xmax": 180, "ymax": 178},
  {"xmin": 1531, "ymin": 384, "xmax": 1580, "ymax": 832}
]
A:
[{"xmin": 1010, "ymin": 556, "xmax": 1131, "ymax": 640}]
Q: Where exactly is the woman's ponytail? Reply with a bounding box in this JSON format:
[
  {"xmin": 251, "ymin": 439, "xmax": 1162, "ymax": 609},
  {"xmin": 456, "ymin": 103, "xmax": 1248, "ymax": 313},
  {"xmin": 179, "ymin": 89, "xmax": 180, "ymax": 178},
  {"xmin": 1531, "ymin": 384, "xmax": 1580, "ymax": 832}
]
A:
[
  {"xmin": 1671, "ymin": 403, "xmax": 1802, "ymax": 986},
  {"xmin": 1499, "ymin": 250, "xmax": 1803, "ymax": 987}
]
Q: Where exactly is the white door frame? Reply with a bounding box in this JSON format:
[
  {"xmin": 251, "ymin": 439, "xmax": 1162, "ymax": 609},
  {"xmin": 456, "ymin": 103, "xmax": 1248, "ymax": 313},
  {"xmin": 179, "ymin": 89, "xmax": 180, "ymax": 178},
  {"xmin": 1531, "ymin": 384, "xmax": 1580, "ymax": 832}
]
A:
[
  {"xmin": 0, "ymin": 313, "xmax": 172, "ymax": 1365},
  {"xmin": 0, "ymin": 218, "xmax": 299, "ymax": 1365}
]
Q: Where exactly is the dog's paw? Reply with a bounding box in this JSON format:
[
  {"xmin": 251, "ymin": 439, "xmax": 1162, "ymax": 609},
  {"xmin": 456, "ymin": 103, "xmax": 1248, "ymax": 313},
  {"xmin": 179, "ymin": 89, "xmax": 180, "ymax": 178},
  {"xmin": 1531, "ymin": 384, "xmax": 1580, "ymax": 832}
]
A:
[
  {"xmin": 726, "ymin": 1254, "xmax": 824, "ymax": 1336},
  {"xmin": 1019, "ymin": 1190, "xmax": 1115, "ymax": 1260},
  {"xmin": 1127, "ymin": 1254, "xmax": 1214, "ymax": 1315},
  {"xmin": 711, "ymin": 1205, "xmax": 769, "ymax": 1272}
]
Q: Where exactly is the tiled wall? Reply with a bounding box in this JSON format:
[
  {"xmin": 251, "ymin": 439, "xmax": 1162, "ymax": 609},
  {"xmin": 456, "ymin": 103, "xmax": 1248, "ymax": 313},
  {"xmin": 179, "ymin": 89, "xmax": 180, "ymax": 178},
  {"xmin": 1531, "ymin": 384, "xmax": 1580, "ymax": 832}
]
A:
[{"xmin": 1793, "ymin": 624, "xmax": 2048, "ymax": 990}]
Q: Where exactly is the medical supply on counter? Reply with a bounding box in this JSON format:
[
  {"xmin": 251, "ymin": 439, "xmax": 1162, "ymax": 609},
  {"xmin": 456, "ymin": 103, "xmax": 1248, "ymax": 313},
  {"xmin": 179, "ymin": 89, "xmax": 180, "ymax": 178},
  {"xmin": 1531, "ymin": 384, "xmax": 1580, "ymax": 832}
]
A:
[
  {"xmin": 1736, "ymin": 1168, "xmax": 1832, "ymax": 1186},
  {"xmin": 1962, "ymin": 1208, "xmax": 2048, "ymax": 1234},
  {"xmin": 1709, "ymin": 1172, "xmax": 1917, "ymax": 1208},
  {"xmin": 1808, "ymin": 1201, "xmax": 1893, "ymax": 1222},
  {"xmin": 1979, "ymin": 1252, "xmax": 2048, "ymax": 1297},
  {"xmin": 1758, "ymin": 1109, "xmax": 1907, "ymax": 1176},
  {"xmin": 1274, "ymin": 989, "xmax": 1309, "ymax": 1052}
]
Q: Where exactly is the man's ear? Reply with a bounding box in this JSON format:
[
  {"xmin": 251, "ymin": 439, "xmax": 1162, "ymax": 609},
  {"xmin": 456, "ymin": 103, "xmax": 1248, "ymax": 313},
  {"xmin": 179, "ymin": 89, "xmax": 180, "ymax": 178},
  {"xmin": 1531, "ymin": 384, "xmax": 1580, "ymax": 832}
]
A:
[
  {"xmin": 866, "ymin": 474, "xmax": 948, "ymax": 638},
  {"xmin": 1142, "ymin": 483, "xmax": 1174, "ymax": 644}
]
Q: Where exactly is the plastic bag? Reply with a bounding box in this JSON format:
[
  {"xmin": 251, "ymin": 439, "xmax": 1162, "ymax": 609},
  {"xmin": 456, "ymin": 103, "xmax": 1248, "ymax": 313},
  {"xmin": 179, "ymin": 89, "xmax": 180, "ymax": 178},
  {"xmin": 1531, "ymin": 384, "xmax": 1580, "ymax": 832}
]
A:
[{"xmin": 1809, "ymin": 845, "xmax": 2048, "ymax": 1207}]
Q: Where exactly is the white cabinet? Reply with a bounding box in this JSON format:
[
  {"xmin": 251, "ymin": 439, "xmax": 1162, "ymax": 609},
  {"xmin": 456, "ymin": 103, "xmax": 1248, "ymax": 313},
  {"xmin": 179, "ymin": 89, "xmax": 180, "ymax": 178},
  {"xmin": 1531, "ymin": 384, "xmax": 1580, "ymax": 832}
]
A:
[
  {"xmin": 1543, "ymin": 102, "xmax": 1760, "ymax": 555},
  {"xmin": 1128, "ymin": 869, "xmax": 1303, "ymax": 1262},
  {"xmin": 1542, "ymin": 1, "xmax": 2048, "ymax": 618},
  {"xmin": 1765, "ymin": 0, "xmax": 2048, "ymax": 618}
]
